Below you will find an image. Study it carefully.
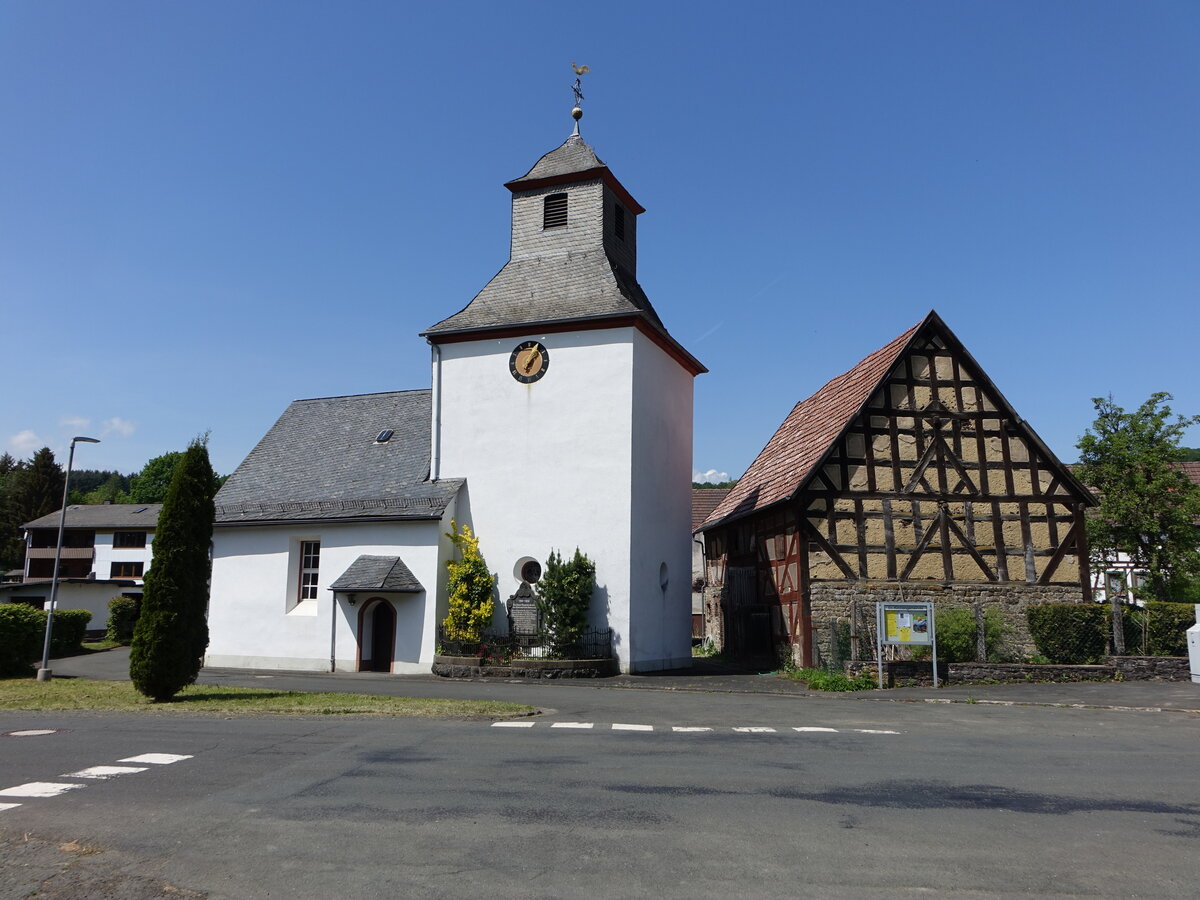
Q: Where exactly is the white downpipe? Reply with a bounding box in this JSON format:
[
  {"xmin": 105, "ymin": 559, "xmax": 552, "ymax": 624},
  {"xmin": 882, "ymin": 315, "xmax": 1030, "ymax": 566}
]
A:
[{"xmin": 429, "ymin": 340, "xmax": 442, "ymax": 482}]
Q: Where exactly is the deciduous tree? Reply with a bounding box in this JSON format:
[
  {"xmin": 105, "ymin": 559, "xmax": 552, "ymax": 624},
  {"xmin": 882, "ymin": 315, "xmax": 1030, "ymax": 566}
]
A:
[{"xmin": 1077, "ymin": 393, "xmax": 1200, "ymax": 604}]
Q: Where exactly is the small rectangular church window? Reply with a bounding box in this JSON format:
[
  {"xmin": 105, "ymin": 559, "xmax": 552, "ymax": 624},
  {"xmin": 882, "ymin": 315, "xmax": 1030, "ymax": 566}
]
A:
[
  {"xmin": 543, "ymin": 193, "xmax": 568, "ymax": 229},
  {"xmin": 300, "ymin": 540, "xmax": 321, "ymax": 601},
  {"xmin": 614, "ymin": 204, "xmax": 625, "ymax": 240}
]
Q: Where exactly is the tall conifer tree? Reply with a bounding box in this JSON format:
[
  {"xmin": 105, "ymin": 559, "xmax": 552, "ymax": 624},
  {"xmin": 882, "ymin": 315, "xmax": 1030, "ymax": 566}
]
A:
[{"xmin": 129, "ymin": 438, "xmax": 215, "ymax": 701}]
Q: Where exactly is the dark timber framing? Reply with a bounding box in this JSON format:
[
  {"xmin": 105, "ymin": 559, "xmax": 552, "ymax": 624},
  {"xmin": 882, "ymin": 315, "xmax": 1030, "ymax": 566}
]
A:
[{"xmin": 699, "ymin": 311, "xmax": 1097, "ymax": 665}]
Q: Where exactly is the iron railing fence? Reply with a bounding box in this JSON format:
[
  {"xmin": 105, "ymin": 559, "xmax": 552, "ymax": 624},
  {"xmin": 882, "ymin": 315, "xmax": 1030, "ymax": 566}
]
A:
[{"xmin": 438, "ymin": 626, "xmax": 614, "ymax": 662}]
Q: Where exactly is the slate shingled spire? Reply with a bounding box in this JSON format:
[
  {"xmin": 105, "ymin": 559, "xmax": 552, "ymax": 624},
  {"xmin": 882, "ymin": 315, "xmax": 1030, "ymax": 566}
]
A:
[{"xmin": 422, "ymin": 129, "xmax": 704, "ymax": 374}]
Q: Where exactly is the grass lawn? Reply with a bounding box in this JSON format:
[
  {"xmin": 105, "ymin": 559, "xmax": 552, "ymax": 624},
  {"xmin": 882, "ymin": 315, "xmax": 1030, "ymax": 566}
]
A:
[{"xmin": 0, "ymin": 677, "xmax": 535, "ymax": 719}]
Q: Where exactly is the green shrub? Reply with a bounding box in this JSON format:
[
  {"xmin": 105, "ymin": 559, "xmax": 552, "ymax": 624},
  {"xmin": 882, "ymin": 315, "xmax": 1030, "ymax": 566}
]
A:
[
  {"xmin": 47, "ymin": 609, "xmax": 91, "ymax": 657},
  {"xmin": 0, "ymin": 604, "xmax": 43, "ymax": 676},
  {"xmin": 1027, "ymin": 604, "xmax": 1108, "ymax": 664},
  {"xmin": 106, "ymin": 596, "xmax": 140, "ymax": 643},
  {"xmin": 537, "ymin": 548, "xmax": 596, "ymax": 658},
  {"xmin": 1144, "ymin": 601, "xmax": 1194, "ymax": 656},
  {"xmin": 912, "ymin": 607, "xmax": 1010, "ymax": 663},
  {"xmin": 792, "ymin": 667, "xmax": 876, "ymax": 691}
]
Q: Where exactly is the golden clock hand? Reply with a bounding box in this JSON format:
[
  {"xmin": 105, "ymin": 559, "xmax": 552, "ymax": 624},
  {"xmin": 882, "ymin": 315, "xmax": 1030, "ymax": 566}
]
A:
[{"xmin": 523, "ymin": 351, "xmax": 539, "ymax": 373}]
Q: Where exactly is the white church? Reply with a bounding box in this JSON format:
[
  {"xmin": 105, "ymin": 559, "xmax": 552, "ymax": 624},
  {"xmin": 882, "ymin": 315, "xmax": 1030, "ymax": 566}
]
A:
[{"xmin": 205, "ymin": 112, "xmax": 705, "ymax": 674}]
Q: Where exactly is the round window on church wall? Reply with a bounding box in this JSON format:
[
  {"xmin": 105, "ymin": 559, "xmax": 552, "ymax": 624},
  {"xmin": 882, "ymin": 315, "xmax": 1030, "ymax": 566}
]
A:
[{"xmin": 516, "ymin": 558, "xmax": 542, "ymax": 584}]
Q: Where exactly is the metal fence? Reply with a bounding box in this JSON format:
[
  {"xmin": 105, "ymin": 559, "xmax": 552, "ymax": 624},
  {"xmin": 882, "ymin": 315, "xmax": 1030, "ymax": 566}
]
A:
[{"xmin": 438, "ymin": 626, "xmax": 613, "ymax": 662}]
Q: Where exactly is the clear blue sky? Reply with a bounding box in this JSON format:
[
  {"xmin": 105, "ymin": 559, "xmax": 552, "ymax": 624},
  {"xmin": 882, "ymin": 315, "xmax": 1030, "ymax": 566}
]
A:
[{"xmin": 3, "ymin": 1, "xmax": 1198, "ymax": 480}]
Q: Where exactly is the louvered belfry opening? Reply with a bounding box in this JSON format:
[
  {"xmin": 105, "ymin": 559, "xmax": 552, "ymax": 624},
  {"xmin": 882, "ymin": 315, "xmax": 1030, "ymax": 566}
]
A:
[
  {"xmin": 542, "ymin": 192, "xmax": 568, "ymax": 229},
  {"xmin": 614, "ymin": 204, "xmax": 625, "ymax": 240}
]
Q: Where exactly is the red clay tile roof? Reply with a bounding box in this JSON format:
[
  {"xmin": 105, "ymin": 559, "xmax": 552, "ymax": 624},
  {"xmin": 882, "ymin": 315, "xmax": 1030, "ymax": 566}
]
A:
[
  {"xmin": 692, "ymin": 488, "xmax": 732, "ymax": 532},
  {"xmin": 702, "ymin": 318, "xmax": 923, "ymax": 530}
]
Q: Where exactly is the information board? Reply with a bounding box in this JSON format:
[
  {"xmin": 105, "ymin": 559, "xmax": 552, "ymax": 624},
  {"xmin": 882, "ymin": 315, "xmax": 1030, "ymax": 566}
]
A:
[
  {"xmin": 875, "ymin": 601, "xmax": 939, "ymax": 688},
  {"xmin": 880, "ymin": 603, "xmax": 933, "ymax": 645}
]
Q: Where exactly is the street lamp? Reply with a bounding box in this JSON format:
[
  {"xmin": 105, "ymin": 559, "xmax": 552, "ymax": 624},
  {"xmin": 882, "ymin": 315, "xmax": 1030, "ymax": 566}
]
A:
[{"xmin": 37, "ymin": 436, "xmax": 100, "ymax": 682}]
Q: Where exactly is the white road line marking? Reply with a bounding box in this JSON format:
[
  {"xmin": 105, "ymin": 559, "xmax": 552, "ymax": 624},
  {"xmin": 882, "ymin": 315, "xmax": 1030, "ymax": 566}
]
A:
[
  {"xmin": 0, "ymin": 802, "xmax": 21, "ymax": 812},
  {"xmin": 550, "ymin": 722, "xmax": 593, "ymax": 729},
  {"xmin": 65, "ymin": 766, "xmax": 148, "ymax": 780},
  {"xmin": 0, "ymin": 782, "xmax": 86, "ymax": 798},
  {"xmin": 733, "ymin": 727, "xmax": 777, "ymax": 733},
  {"xmin": 854, "ymin": 729, "xmax": 901, "ymax": 734},
  {"xmin": 118, "ymin": 753, "xmax": 193, "ymax": 765},
  {"xmin": 793, "ymin": 727, "xmax": 839, "ymax": 733},
  {"xmin": 611, "ymin": 723, "xmax": 653, "ymax": 731},
  {"xmin": 492, "ymin": 720, "xmax": 536, "ymax": 728},
  {"xmin": 672, "ymin": 726, "xmax": 713, "ymax": 732},
  {"xmin": 7, "ymin": 730, "xmax": 58, "ymax": 737}
]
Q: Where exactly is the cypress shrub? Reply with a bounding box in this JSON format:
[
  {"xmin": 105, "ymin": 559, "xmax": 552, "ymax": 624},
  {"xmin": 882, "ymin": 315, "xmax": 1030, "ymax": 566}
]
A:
[
  {"xmin": 1027, "ymin": 604, "xmax": 1108, "ymax": 664},
  {"xmin": 47, "ymin": 608, "xmax": 91, "ymax": 657},
  {"xmin": 0, "ymin": 604, "xmax": 43, "ymax": 676},
  {"xmin": 129, "ymin": 439, "xmax": 215, "ymax": 702},
  {"xmin": 537, "ymin": 548, "xmax": 596, "ymax": 658},
  {"xmin": 106, "ymin": 596, "xmax": 140, "ymax": 643}
]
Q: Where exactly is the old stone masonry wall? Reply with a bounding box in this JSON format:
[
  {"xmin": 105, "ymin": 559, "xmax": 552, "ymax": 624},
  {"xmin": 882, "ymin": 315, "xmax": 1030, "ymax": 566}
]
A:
[{"xmin": 811, "ymin": 582, "xmax": 1083, "ymax": 663}]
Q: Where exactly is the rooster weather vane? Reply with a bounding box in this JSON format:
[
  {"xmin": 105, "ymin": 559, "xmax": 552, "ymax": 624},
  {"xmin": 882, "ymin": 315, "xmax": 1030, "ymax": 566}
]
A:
[{"xmin": 570, "ymin": 62, "xmax": 589, "ymax": 129}]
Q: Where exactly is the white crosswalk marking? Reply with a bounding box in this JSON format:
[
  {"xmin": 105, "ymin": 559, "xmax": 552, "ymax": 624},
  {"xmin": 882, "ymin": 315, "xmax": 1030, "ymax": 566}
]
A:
[
  {"xmin": 0, "ymin": 782, "xmax": 85, "ymax": 798},
  {"xmin": 118, "ymin": 753, "xmax": 193, "ymax": 765},
  {"xmin": 854, "ymin": 729, "xmax": 901, "ymax": 734},
  {"xmin": 0, "ymin": 803, "xmax": 22, "ymax": 812},
  {"xmin": 672, "ymin": 726, "xmax": 713, "ymax": 732},
  {"xmin": 733, "ymin": 727, "xmax": 777, "ymax": 733},
  {"xmin": 550, "ymin": 722, "xmax": 593, "ymax": 729},
  {"xmin": 8, "ymin": 730, "xmax": 58, "ymax": 737},
  {"xmin": 65, "ymin": 766, "xmax": 149, "ymax": 779},
  {"xmin": 793, "ymin": 727, "xmax": 839, "ymax": 733},
  {"xmin": 492, "ymin": 720, "xmax": 536, "ymax": 728},
  {"xmin": 611, "ymin": 723, "xmax": 653, "ymax": 731}
]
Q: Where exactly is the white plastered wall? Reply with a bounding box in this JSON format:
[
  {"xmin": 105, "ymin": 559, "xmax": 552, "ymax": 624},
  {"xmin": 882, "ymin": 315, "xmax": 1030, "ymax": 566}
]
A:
[
  {"xmin": 435, "ymin": 328, "xmax": 637, "ymax": 667},
  {"xmin": 629, "ymin": 329, "xmax": 695, "ymax": 671},
  {"xmin": 93, "ymin": 531, "xmax": 154, "ymax": 583},
  {"xmin": 206, "ymin": 517, "xmax": 447, "ymax": 673}
]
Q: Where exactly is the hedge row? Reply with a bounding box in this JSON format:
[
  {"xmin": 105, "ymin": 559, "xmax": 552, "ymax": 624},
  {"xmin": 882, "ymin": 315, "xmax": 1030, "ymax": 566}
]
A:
[
  {"xmin": 1028, "ymin": 602, "xmax": 1196, "ymax": 664},
  {"xmin": 0, "ymin": 606, "xmax": 93, "ymax": 676}
]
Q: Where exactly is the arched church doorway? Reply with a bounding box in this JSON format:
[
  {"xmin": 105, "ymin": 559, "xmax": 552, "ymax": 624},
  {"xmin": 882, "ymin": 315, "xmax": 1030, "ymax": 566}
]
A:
[{"xmin": 358, "ymin": 598, "xmax": 396, "ymax": 672}]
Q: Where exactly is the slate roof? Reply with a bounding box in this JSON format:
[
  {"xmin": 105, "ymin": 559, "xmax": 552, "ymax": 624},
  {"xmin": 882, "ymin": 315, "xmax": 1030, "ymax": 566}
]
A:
[
  {"xmin": 214, "ymin": 390, "xmax": 461, "ymax": 525},
  {"xmin": 701, "ymin": 311, "xmax": 1094, "ymax": 531},
  {"xmin": 329, "ymin": 555, "xmax": 423, "ymax": 593},
  {"xmin": 422, "ymin": 135, "xmax": 704, "ymax": 374},
  {"xmin": 23, "ymin": 504, "xmax": 163, "ymax": 530},
  {"xmin": 692, "ymin": 488, "xmax": 731, "ymax": 533},
  {"xmin": 423, "ymin": 252, "xmax": 668, "ymax": 336},
  {"xmin": 507, "ymin": 134, "xmax": 607, "ymax": 184}
]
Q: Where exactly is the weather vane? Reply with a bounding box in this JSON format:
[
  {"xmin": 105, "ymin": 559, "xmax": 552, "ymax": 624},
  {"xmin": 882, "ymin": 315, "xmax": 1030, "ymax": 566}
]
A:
[{"xmin": 570, "ymin": 62, "xmax": 589, "ymax": 131}]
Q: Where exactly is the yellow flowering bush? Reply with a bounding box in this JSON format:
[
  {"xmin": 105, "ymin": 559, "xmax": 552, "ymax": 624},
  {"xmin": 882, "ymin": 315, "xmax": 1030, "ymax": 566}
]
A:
[{"xmin": 442, "ymin": 521, "xmax": 495, "ymax": 643}]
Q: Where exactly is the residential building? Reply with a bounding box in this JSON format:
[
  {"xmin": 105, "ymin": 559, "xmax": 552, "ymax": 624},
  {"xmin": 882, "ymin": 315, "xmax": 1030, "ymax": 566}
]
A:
[{"xmin": 0, "ymin": 503, "xmax": 160, "ymax": 633}]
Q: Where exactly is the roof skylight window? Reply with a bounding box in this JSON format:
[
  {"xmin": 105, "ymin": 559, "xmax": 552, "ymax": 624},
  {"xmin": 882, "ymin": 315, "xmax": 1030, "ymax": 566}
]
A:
[{"xmin": 375, "ymin": 429, "xmax": 394, "ymax": 443}]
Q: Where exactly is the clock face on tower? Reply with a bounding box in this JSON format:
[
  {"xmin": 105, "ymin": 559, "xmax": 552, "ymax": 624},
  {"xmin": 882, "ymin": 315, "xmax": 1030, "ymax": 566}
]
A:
[{"xmin": 509, "ymin": 340, "xmax": 550, "ymax": 383}]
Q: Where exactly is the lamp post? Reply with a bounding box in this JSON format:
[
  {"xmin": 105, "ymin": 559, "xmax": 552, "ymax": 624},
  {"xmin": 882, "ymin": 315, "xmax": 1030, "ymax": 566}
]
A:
[{"xmin": 37, "ymin": 436, "xmax": 100, "ymax": 682}]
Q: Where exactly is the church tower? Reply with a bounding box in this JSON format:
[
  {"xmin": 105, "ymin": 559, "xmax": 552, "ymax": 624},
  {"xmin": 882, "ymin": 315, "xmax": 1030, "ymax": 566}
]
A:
[{"xmin": 422, "ymin": 104, "xmax": 705, "ymax": 673}]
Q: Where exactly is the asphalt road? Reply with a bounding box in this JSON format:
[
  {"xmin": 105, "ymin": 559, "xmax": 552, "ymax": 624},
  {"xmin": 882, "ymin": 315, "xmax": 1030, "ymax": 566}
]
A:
[{"xmin": 2, "ymin": 673, "xmax": 1199, "ymax": 899}]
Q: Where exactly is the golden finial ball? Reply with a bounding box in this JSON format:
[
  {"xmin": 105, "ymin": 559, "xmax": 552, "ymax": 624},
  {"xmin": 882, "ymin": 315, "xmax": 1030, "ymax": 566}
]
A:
[{"xmin": 571, "ymin": 106, "xmax": 583, "ymax": 121}]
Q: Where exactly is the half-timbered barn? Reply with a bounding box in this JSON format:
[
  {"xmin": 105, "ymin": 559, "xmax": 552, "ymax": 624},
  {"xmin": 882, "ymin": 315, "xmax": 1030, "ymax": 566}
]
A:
[{"xmin": 698, "ymin": 311, "xmax": 1097, "ymax": 665}]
